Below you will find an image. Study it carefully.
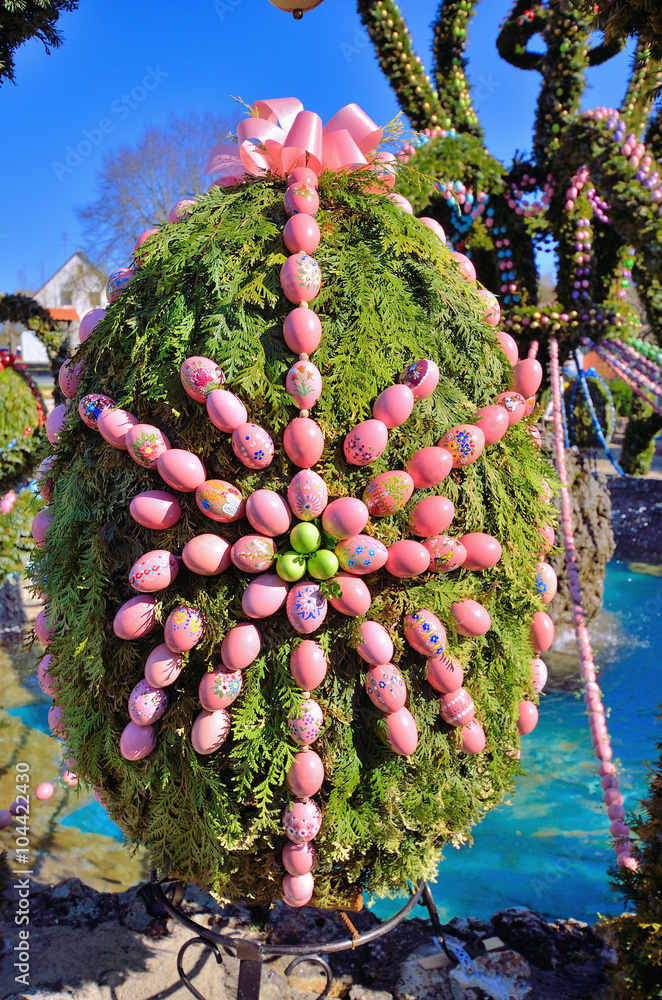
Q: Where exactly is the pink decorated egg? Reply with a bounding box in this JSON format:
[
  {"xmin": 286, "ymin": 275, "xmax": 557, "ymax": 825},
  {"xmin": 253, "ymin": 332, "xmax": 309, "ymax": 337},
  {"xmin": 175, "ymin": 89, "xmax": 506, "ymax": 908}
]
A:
[
  {"xmin": 474, "ymin": 404, "xmax": 509, "ymax": 445},
  {"xmin": 126, "ymin": 424, "xmax": 171, "ymax": 469},
  {"xmin": 164, "ymin": 605, "xmax": 204, "ymax": 652},
  {"xmin": 495, "ymin": 330, "xmax": 519, "ymax": 365},
  {"xmin": 79, "ymin": 308, "xmax": 106, "ymax": 342},
  {"xmin": 284, "ymin": 181, "xmax": 320, "ymax": 216},
  {"xmin": 335, "ymin": 534, "xmax": 388, "ymax": 575},
  {"xmin": 199, "ymin": 665, "xmax": 242, "ymax": 711},
  {"xmin": 231, "ymin": 535, "xmax": 277, "ymax": 574},
  {"xmin": 286, "ymin": 359, "xmax": 322, "ymax": 409},
  {"xmin": 372, "ymin": 384, "xmax": 415, "ymax": 428},
  {"xmin": 385, "ymin": 707, "xmax": 418, "ymax": 755},
  {"xmin": 387, "ymin": 191, "xmax": 413, "ymax": 213},
  {"xmin": 35, "ymin": 608, "xmax": 55, "ymax": 644},
  {"xmin": 495, "ymin": 391, "xmax": 526, "ymax": 425},
  {"xmin": 461, "ymin": 533, "xmax": 503, "ymax": 571},
  {"xmin": 461, "ymin": 720, "xmax": 486, "ymax": 754},
  {"xmin": 404, "ymin": 609, "xmax": 447, "ymax": 657},
  {"xmin": 530, "ymin": 610, "xmax": 555, "ymax": 653},
  {"xmin": 280, "ymin": 252, "xmax": 322, "ymax": 304},
  {"xmin": 180, "ymin": 356, "xmax": 225, "ymax": 402},
  {"xmin": 38, "ymin": 654, "xmax": 56, "ymax": 697},
  {"xmin": 290, "ymin": 640, "xmax": 327, "ymax": 689},
  {"xmin": 283, "ymin": 871, "xmax": 315, "ymax": 907},
  {"xmin": 451, "ymin": 600, "xmax": 491, "ymax": 636},
  {"xmin": 120, "ymin": 721, "xmax": 156, "ymax": 760},
  {"xmin": 32, "ymin": 508, "xmax": 51, "ymax": 547},
  {"xmin": 106, "ymin": 267, "xmax": 136, "ymax": 302},
  {"xmin": 242, "ymin": 572, "xmax": 289, "ymax": 619},
  {"xmin": 386, "ymin": 540, "xmax": 431, "ymax": 578},
  {"xmin": 409, "ymin": 496, "xmax": 455, "ymax": 536},
  {"xmin": 191, "ymin": 708, "xmax": 231, "ymax": 754},
  {"xmin": 517, "ymin": 700, "xmax": 539, "ymax": 735},
  {"xmin": 246, "ymin": 489, "xmax": 291, "ymax": 536},
  {"xmin": 440, "ymin": 687, "xmax": 475, "ymax": 726},
  {"xmin": 478, "ymin": 289, "xmax": 501, "ymax": 325},
  {"xmin": 531, "ymin": 657, "xmax": 548, "ymax": 693},
  {"xmin": 130, "ymin": 490, "xmax": 182, "ymax": 530},
  {"xmin": 530, "ymin": 426, "xmax": 543, "ymax": 448},
  {"xmin": 133, "ymin": 227, "xmax": 159, "ymax": 262},
  {"xmin": 357, "ymin": 621, "xmax": 393, "ymax": 665},
  {"xmin": 283, "ymin": 417, "xmax": 324, "ymax": 467},
  {"xmin": 97, "ymin": 408, "xmax": 139, "ymax": 448},
  {"xmin": 195, "ymin": 480, "xmax": 245, "ymax": 523},
  {"xmin": 363, "ymin": 470, "xmax": 414, "ymax": 517},
  {"xmin": 282, "ymin": 307, "xmax": 322, "ymax": 355},
  {"xmin": 287, "ymin": 167, "xmax": 319, "ymax": 188},
  {"xmin": 343, "ymin": 419, "xmax": 389, "ymax": 466},
  {"xmin": 406, "ymin": 446, "xmax": 453, "ymax": 489},
  {"xmin": 328, "ymin": 573, "xmax": 372, "ymax": 616},
  {"xmin": 49, "ymin": 704, "xmax": 67, "ymax": 739},
  {"xmin": 535, "ymin": 561, "xmax": 558, "ymax": 604},
  {"xmin": 58, "ymin": 358, "xmax": 85, "ymax": 398},
  {"xmin": 426, "ymin": 651, "xmax": 464, "ymax": 693},
  {"xmin": 36, "ymin": 457, "xmax": 54, "ymax": 499},
  {"xmin": 283, "ymin": 213, "xmax": 321, "ymax": 254},
  {"xmin": 79, "ymin": 394, "xmax": 115, "ymax": 430},
  {"xmin": 128, "ymin": 679, "xmax": 168, "ymax": 725},
  {"xmin": 282, "ymin": 841, "xmax": 316, "ymax": 876},
  {"xmin": 182, "ymin": 534, "xmax": 232, "ymax": 576},
  {"xmin": 366, "ymin": 663, "xmax": 407, "ymax": 713},
  {"xmin": 283, "ymin": 799, "xmax": 322, "ymax": 843},
  {"xmin": 168, "ymin": 199, "xmax": 195, "ymax": 223},
  {"xmin": 221, "ymin": 622, "xmax": 262, "ymax": 671},
  {"xmin": 287, "ymin": 583, "xmax": 328, "ymax": 634},
  {"xmin": 35, "ymin": 781, "xmax": 55, "ymax": 800},
  {"xmin": 113, "ymin": 595, "xmax": 158, "ymax": 640},
  {"xmin": 524, "ymin": 395, "xmax": 536, "ymax": 417},
  {"xmin": 420, "ymin": 217, "xmax": 447, "ymax": 243},
  {"xmin": 513, "ymin": 358, "xmax": 543, "ymax": 399},
  {"xmin": 537, "ymin": 524, "xmax": 555, "ymax": 555},
  {"xmin": 157, "ymin": 450, "xmax": 206, "ymax": 492},
  {"xmin": 286, "ymin": 749, "xmax": 325, "ymax": 797},
  {"xmin": 424, "ymin": 534, "xmax": 466, "ymax": 572},
  {"xmin": 288, "ymin": 697, "xmax": 323, "ymax": 745},
  {"xmin": 206, "ymin": 389, "xmax": 248, "ymax": 432},
  {"xmin": 321, "ymin": 497, "xmax": 368, "ymax": 539},
  {"xmin": 145, "ymin": 644, "xmax": 184, "ymax": 688},
  {"xmin": 287, "ymin": 469, "xmax": 328, "ymax": 521},
  {"xmin": 232, "ymin": 423, "xmax": 275, "ymax": 470},
  {"xmin": 438, "ymin": 424, "xmax": 485, "ymax": 467},
  {"xmin": 129, "ymin": 549, "xmax": 179, "ymax": 592},
  {"xmin": 400, "ymin": 359, "xmax": 440, "ymax": 400},
  {"xmin": 46, "ymin": 403, "xmax": 70, "ymax": 446},
  {"xmin": 451, "ymin": 251, "xmax": 476, "ymax": 281}
]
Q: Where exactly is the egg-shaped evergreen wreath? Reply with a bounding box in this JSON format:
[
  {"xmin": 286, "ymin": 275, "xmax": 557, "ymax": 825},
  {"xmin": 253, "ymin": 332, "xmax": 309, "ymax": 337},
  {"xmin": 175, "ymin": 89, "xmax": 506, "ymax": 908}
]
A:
[
  {"xmin": 33, "ymin": 103, "xmax": 556, "ymax": 909},
  {"xmin": 564, "ymin": 368, "xmax": 615, "ymax": 449}
]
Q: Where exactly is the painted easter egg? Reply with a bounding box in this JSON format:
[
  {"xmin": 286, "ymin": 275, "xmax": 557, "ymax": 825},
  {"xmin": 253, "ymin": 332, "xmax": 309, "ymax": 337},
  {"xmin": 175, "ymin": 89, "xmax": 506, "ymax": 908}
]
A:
[
  {"xmin": 283, "ymin": 799, "xmax": 322, "ymax": 844},
  {"xmin": 404, "ymin": 609, "xmax": 447, "ymax": 657},
  {"xmin": 283, "ymin": 417, "xmax": 324, "ymax": 467},
  {"xmin": 537, "ymin": 524, "xmax": 555, "ymax": 555},
  {"xmin": 144, "ymin": 643, "xmax": 184, "ymax": 688},
  {"xmin": 518, "ymin": 701, "xmax": 539, "ymax": 735},
  {"xmin": 366, "ymin": 664, "xmax": 407, "ymax": 713},
  {"xmin": 232, "ymin": 423, "xmax": 274, "ymax": 470},
  {"xmin": 357, "ymin": 621, "xmax": 393, "ymax": 666},
  {"xmin": 128, "ymin": 679, "xmax": 168, "ymax": 726},
  {"xmin": 287, "ymin": 167, "xmax": 319, "ymax": 188},
  {"xmin": 120, "ymin": 722, "xmax": 156, "ymax": 761},
  {"xmin": 106, "ymin": 267, "xmax": 136, "ymax": 302},
  {"xmin": 242, "ymin": 572, "xmax": 289, "ymax": 619},
  {"xmin": 282, "ymin": 871, "xmax": 315, "ymax": 908},
  {"xmin": 440, "ymin": 687, "xmax": 475, "ymax": 726},
  {"xmin": 221, "ymin": 622, "xmax": 262, "ymax": 671},
  {"xmin": 79, "ymin": 307, "xmax": 106, "ymax": 342},
  {"xmin": 321, "ymin": 497, "xmax": 369, "ymax": 539},
  {"xmin": 286, "ymin": 359, "xmax": 322, "ymax": 409},
  {"xmin": 195, "ymin": 480, "xmax": 245, "ymax": 524},
  {"xmin": 46, "ymin": 403, "xmax": 70, "ymax": 446},
  {"xmin": 495, "ymin": 330, "xmax": 518, "ymax": 365},
  {"xmin": 409, "ymin": 496, "xmax": 455, "ymax": 537},
  {"xmin": 406, "ymin": 446, "xmax": 453, "ymax": 489},
  {"xmin": 535, "ymin": 561, "xmax": 558, "ymax": 604},
  {"xmin": 423, "ymin": 534, "xmax": 466, "ymax": 572},
  {"xmin": 451, "ymin": 600, "xmax": 491, "ymax": 636},
  {"xmin": 130, "ymin": 490, "xmax": 182, "ymax": 530},
  {"xmin": 461, "ymin": 720, "xmax": 486, "ymax": 754},
  {"xmin": 58, "ymin": 358, "xmax": 85, "ymax": 398},
  {"xmin": 283, "ymin": 213, "xmax": 321, "ymax": 255},
  {"xmin": 461, "ymin": 533, "xmax": 503, "ymax": 571},
  {"xmin": 129, "ymin": 550, "xmax": 179, "ymax": 593},
  {"xmin": 49, "ymin": 704, "xmax": 66, "ymax": 739},
  {"xmin": 35, "ymin": 608, "xmax": 55, "ymax": 644},
  {"xmin": 126, "ymin": 424, "xmax": 171, "ymax": 469},
  {"xmin": 286, "ymin": 749, "xmax": 325, "ymax": 798},
  {"xmin": 426, "ymin": 651, "xmax": 464, "ymax": 693},
  {"xmin": 530, "ymin": 611, "xmax": 554, "ymax": 653},
  {"xmin": 287, "ymin": 583, "xmax": 328, "ymax": 634},
  {"xmin": 287, "ymin": 469, "xmax": 328, "ymax": 521},
  {"xmin": 524, "ymin": 395, "xmax": 536, "ymax": 417},
  {"xmin": 530, "ymin": 426, "xmax": 543, "ymax": 448},
  {"xmin": 182, "ymin": 534, "xmax": 232, "ymax": 576},
  {"xmin": 245, "ymin": 489, "xmax": 291, "ymax": 537},
  {"xmin": 372, "ymin": 384, "xmax": 415, "ymax": 429},
  {"xmin": 79, "ymin": 394, "xmax": 115, "ymax": 430},
  {"xmin": 282, "ymin": 841, "xmax": 316, "ymax": 877},
  {"xmin": 231, "ymin": 535, "xmax": 277, "ymax": 574},
  {"xmin": 282, "ymin": 307, "xmax": 322, "ymax": 355},
  {"xmin": 420, "ymin": 217, "xmax": 447, "ymax": 243},
  {"xmin": 288, "ymin": 697, "xmax": 323, "ymax": 745},
  {"xmin": 495, "ymin": 391, "xmax": 526, "ymax": 425},
  {"xmin": 36, "ymin": 457, "xmax": 54, "ymax": 500},
  {"xmin": 164, "ymin": 605, "xmax": 204, "ymax": 652},
  {"xmin": 343, "ymin": 419, "xmax": 389, "ymax": 466},
  {"xmin": 38, "ymin": 654, "xmax": 56, "ymax": 697},
  {"xmin": 280, "ymin": 252, "xmax": 322, "ymax": 304},
  {"xmin": 180, "ymin": 356, "xmax": 225, "ymax": 402},
  {"xmin": 451, "ymin": 251, "xmax": 476, "ymax": 281},
  {"xmin": 438, "ymin": 424, "xmax": 485, "ymax": 468},
  {"xmin": 206, "ymin": 388, "xmax": 248, "ymax": 432},
  {"xmin": 97, "ymin": 408, "xmax": 139, "ymax": 449},
  {"xmin": 32, "ymin": 508, "xmax": 51, "ymax": 547},
  {"xmin": 168, "ymin": 199, "xmax": 196, "ymax": 223},
  {"xmin": 474, "ymin": 404, "xmax": 509, "ymax": 445},
  {"xmin": 386, "ymin": 540, "xmax": 431, "ymax": 578},
  {"xmin": 157, "ymin": 450, "xmax": 206, "ymax": 492},
  {"xmin": 385, "ymin": 707, "xmax": 418, "ymax": 756},
  {"xmin": 400, "ymin": 359, "xmax": 440, "ymax": 400},
  {"xmin": 363, "ymin": 471, "xmax": 414, "ymax": 517},
  {"xmin": 478, "ymin": 289, "xmax": 500, "ymax": 325},
  {"xmin": 113, "ymin": 595, "xmax": 158, "ymax": 640},
  {"xmin": 284, "ymin": 181, "xmax": 320, "ymax": 216},
  {"xmin": 191, "ymin": 709, "xmax": 231, "ymax": 754},
  {"xmin": 328, "ymin": 573, "xmax": 372, "ymax": 616},
  {"xmin": 335, "ymin": 534, "xmax": 388, "ymax": 575},
  {"xmin": 199, "ymin": 666, "xmax": 242, "ymax": 711},
  {"xmin": 531, "ymin": 657, "xmax": 548, "ymax": 694},
  {"xmin": 290, "ymin": 640, "xmax": 328, "ymax": 689},
  {"xmin": 512, "ymin": 358, "xmax": 543, "ymax": 399}
]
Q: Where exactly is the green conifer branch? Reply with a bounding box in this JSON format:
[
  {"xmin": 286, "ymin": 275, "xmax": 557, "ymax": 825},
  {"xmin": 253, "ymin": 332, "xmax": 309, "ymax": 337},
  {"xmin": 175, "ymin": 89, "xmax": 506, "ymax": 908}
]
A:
[{"xmin": 431, "ymin": 0, "xmax": 484, "ymax": 138}]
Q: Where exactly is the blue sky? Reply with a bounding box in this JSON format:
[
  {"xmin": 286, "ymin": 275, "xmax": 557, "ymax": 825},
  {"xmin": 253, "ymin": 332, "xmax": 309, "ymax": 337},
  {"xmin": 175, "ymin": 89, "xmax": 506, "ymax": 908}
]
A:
[{"xmin": 0, "ymin": 0, "xmax": 636, "ymax": 293}]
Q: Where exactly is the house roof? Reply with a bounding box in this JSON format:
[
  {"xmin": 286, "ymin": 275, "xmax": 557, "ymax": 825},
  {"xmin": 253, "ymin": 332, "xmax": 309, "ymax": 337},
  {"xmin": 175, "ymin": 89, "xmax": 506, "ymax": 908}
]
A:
[
  {"xmin": 34, "ymin": 250, "xmax": 107, "ymax": 293},
  {"xmin": 47, "ymin": 307, "xmax": 79, "ymax": 321}
]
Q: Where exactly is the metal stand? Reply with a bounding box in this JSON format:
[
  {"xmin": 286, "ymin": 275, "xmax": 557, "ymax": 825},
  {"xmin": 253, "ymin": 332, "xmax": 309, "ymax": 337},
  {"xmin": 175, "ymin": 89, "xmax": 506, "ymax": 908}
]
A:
[{"xmin": 148, "ymin": 871, "xmax": 468, "ymax": 1000}]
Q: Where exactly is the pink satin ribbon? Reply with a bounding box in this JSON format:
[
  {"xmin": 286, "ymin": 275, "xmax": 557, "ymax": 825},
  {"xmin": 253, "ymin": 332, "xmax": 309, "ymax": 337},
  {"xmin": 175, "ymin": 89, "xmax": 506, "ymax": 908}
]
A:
[{"xmin": 204, "ymin": 97, "xmax": 393, "ymax": 181}]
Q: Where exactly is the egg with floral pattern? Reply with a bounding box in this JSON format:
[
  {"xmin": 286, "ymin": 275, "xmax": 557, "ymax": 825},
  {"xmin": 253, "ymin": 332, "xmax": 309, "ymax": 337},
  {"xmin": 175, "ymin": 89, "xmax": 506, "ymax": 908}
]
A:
[
  {"xmin": 280, "ymin": 252, "xmax": 322, "ymax": 304},
  {"xmin": 129, "ymin": 550, "xmax": 179, "ymax": 592},
  {"xmin": 400, "ymin": 359, "xmax": 440, "ymax": 400},
  {"xmin": 199, "ymin": 665, "xmax": 243, "ymax": 711},
  {"xmin": 287, "ymin": 469, "xmax": 328, "ymax": 521},
  {"xmin": 231, "ymin": 423, "xmax": 274, "ymax": 470},
  {"xmin": 363, "ymin": 470, "xmax": 414, "ymax": 517},
  {"xmin": 365, "ymin": 664, "xmax": 407, "ymax": 713},
  {"xmin": 195, "ymin": 479, "xmax": 245, "ymax": 523},
  {"xmin": 126, "ymin": 424, "xmax": 171, "ymax": 469},
  {"xmin": 284, "ymin": 181, "xmax": 320, "ymax": 217},
  {"xmin": 286, "ymin": 359, "xmax": 322, "ymax": 409},
  {"xmin": 404, "ymin": 609, "xmax": 447, "ymax": 657},
  {"xmin": 495, "ymin": 391, "xmax": 526, "ymax": 425},
  {"xmin": 180, "ymin": 356, "xmax": 225, "ymax": 402},
  {"xmin": 164, "ymin": 605, "xmax": 204, "ymax": 652},
  {"xmin": 343, "ymin": 419, "xmax": 388, "ymax": 467},
  {"xmin": 535, "ymin": 561, "xmax": 558, "ymax": 605},
  {"xmin": 79, "ymin": 394, "xmax": 116, "ymax": 430},
  {"xmin": 438, "ymin": 424, "xmax": 485, "ymax": 468},
  {"xmin": 335, "ymin": 534, "xmax": 388, "ymax": 575},
  {"xmin": 231, "ymin": 535, "xmax": 277, "ymax": 574},
  {"xmin": 58, "ymin": 358, "xmax": 85, "ymax": 398},
  {"xmin": 423, "ymin": 534, "xmax": 466, "ymax": 572},
  {"xmin": 128, "ymin": 679, "xmax": 168, "ymax": 726},
  {"xmin": 288, "ymin": 697, "xmax": 323, "ymax": 745},
  {"xmin": 286, "ymin": 583, "xmax": 328, "ymax": 634},
  {"xmin": 283, "ymin": 799, "xmax": 322, "ymax": 844}
]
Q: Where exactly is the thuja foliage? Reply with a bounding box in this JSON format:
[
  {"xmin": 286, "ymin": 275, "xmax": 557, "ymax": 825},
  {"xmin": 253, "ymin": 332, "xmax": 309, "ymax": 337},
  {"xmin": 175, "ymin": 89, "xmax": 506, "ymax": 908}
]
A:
[
  {"xmin": 620, "ymin": 394, "xmax": 662, "ymax": 476},
  {"xmin": 34, "ymin": 172, "xmax": 555, "ymax": 906},
  {"xmin": 564, "ymin": 372, "xmax": 614, "ymax": 448},
  {"xmin": 0, "ymin": 0, "xmax": 78, "ymax": 87}
]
